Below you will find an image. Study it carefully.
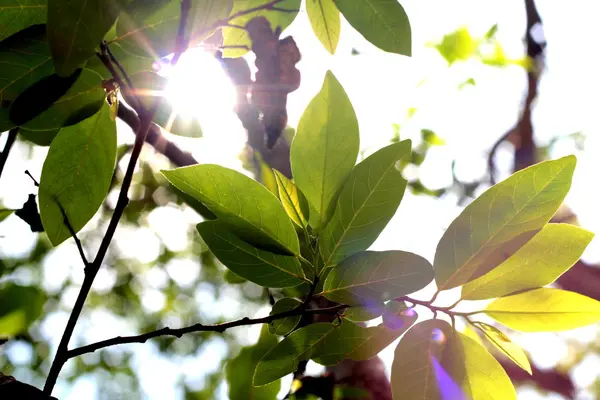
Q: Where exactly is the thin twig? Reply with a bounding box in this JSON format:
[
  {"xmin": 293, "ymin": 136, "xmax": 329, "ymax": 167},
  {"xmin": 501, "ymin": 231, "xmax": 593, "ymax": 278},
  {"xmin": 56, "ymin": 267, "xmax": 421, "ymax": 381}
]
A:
[
  {"xmin": 67, "ymin": 305, "xmax": 348, "ymax": 359},
  {"xmin": 56, "ymin": 202, "xmax": 89, "ymax": 268},
  {"xmin": 0, "ymin": 128, "xmax": 18, "ymax": 180},
  {"xmin": 43, "ymin": 3, "xmax": 193, "ymax": 395}
]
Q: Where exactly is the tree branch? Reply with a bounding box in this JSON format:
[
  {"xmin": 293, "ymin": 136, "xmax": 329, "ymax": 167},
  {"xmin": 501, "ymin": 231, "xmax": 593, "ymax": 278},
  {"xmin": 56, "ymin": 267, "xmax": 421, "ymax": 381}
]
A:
[
  {"xmin": 0, "ymin": 128, "xmax": 18, "ymax": 180},
  {"xmin": 67, "ymin": 304, "xmax": 348, "ymax": 359},
  {"xmin": 43, "ymin": 3, "xmax": 193, "ymax": 394}
]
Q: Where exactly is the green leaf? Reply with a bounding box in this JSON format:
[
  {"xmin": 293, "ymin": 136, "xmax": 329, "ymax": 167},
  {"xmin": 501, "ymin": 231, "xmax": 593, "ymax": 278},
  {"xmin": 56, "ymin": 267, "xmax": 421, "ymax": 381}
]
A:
[
  {"xmin": 269, "ymin": 297, "xmax": 301, "ymax": 335},
  {"xmin": 320, "ymin": 250, "xmax": 434, "ymax": 305},
  {"xmin": 0, "ymin": 284, "xmax": 46, "ymax": 336},
  {"xmin": 255, "ymin": 313, "xmax": 417, "ymax": 386},
  {"xmin": 0, "ymin": 209, "xmax": 13, "ymax": 222},
  {"xmin": 434, "ymin": 156, "xmax": 577, "ymax": 290},
  {"xmin": 163, "ymin": 164, "xmax": 300, "ymax": 256},
  {"xmin": 39, "ymin": 103, "xmax": 117, "ymax": 246},
  {"xmin": 452, "ymin": 331, "xmax": 516, "ymax": 400},
  {"xmin": 391, "ymin": 319, "xmax": 460, "ymax": 400},
  {"xmin": 222, "ymin": 0, "xmax": 300, "ymax": 58},
  {"xmin": 334, "ymin": 0, "xmax": 411, "ymax": 56},
  {"xmin": 197, "ymin": 220, "xmax": 305, "ymax": 288},
  {"xmin": 318, "ymin": 140, "xmax": 411, "ymax": 267},
  {"xmin": 0, "ymin": 0, "xmax": 47, "ymax": 42},
  {"xmin": 474, "ymin": 322, "xmax": 531, "ymax": 374},
  {"xmin": 227, "ymin": 325, "xmax": 280, "ymax": 400},
  {"xmin": 19, "ymin": 127, "xmax": 60, "ymax": 146},
  {"xmin": 421, "ymin": 129, "xmax": 445, "ymax": 146},
  {"xmin": 461, "ymin": 224, "xmax": 593, "ymax": 300},
  {"xmin": 382, "ymin": 301, "xmax": 416, "ymax": 330},
  {"xmin": 291, "ymin": 71, "xmax": 359, "ymax": 229},
  {"xmin": 434, "ymin": 27, "xmax": 477, "ymax": 65},
  {"xmin": 129, "ymin": 72, "xmax": 203, "ymax": 137},
  {"xmin": 19, "ymin": 68, "xmax": 105, "ymax": 131},
  {"xmin": 9, "ymin": 69, "xmax": 80, "ymax": 126},
  {"xmin": 114, "ymin": 0, "xmax": 232, "ymax": 58},
  {"xmin": 224, "ymin": 269, "xmax": 246, "ymax": 284},
  {"xmin": 48, "ymin": 0, "xmax": 119, "ymax": 76},
  {"xmin": 485, "ymin": 288, "xmax": 600, "ymax": 332},
  {"xmin": 273, "ymin": 169, "xmax": 309, "ymax": 229},
  {"xmin": 306, "ymin": 0, "xmax": 340, "ymax": 54},
  {"xmin": 342, "ymin": 302, "xmax": 384, "ymax": 322},
  {"xmin": 0, "ymin": 25, "xmax": 54, "ymax": 131}
]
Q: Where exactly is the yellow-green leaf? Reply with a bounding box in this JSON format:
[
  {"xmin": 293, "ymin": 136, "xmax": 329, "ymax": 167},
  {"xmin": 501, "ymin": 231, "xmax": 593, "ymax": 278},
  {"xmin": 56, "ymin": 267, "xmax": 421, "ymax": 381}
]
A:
[
  {"xmin": 461, "ymin": 223, "xmax": 593, "ymax": 300},
  {"xmin": 434, "ymin": 156, "xmax": 576, "ymax": 291},
  {"xmin": 273, "ymin": 169, "xmax": 309, "ymax": 229},
  {"xmin": 485, "ymin": 288, "xmax": 600, "ymax": 332},
  {"xmin": 306, "ymin": 0, "xmax": 340, "ymax": 54},
  {"xmin": 474, "ymin": 322, "xmax": 531, "ymax": 374}
]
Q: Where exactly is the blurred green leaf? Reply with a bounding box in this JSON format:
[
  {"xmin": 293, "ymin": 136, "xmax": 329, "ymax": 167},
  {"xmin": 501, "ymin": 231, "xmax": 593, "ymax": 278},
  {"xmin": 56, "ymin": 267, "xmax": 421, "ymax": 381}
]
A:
[
  {"xmin": 227, "ymin": 325, "xmax": 280, "ymax": 400},
  {"xmin": 0, "ymin": 209, "xmax": 13, "ymax": 222},
  {"xmin": 320, "ymin": 250, "xmax": 433, "ymax": 305},
  {"xmin": 48, "ymin": 0, "xmax": 119, "ymax": 76},
  {"xmin": 319, "ymin": 140, "xmax": 411, "ymax": 268},
  {"xmin": 462, "ymin": 224, "xmax": 593, "ymax": 300},
  {"xmin": 269, "ymin": 297, "xmax": 301, "ymax": 335},
  {"xmin": 273, "ymin": 169, "xmax": 309, "ymax": 229},
  {"xmin": 164, "ymin": 164, "xmax": 300, "ymax": 256},
  {"xmin": 0, "ymin": 284, "xmax": 46, "ymax": 337},
  {"xmin": 434, "ymin": 156, "xmax": 576, "ymax": 290},
  {"xmin": 39, "ymin": 103, "xmax": 117, "ymax": 245},
  {"xmin": 485, "ymin": 288, "xmax": 600, "ymax": 332},
  {"xmin": 222, "ymin": 0, "xmax": 300, "ymax": 58},
  {"xmin": 434, "ymin": 27, "xmax": 476, "ymax": 64},
  {"xmin": 421, "ymin": 129, "xmax": 445, "ymax": 146},
  {"xmin": 485, "ymin": 24, "xmax": 499, "ymax": 40},
  {"xmin": 291, "ymin": 71, "xmax": 359, "ymax": 230},
  {"xmin": 197, "ymin": 220, "xmax": 305, "ymax": 288},
  {"xmin": 306, "ymin": 0, "xmax": 340, "ymax": 54},
  {"xmin": 335, "ymin": 0, "xmax": 411, "ymax": 56}
]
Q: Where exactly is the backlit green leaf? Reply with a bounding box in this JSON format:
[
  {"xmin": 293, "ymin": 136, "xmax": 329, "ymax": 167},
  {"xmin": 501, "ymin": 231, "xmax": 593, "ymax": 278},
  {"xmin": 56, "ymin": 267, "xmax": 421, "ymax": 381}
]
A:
[
  {"xmin": 0, "ymin": 284, "xmax": 46, "ymax": 336},
  {"xmin": 485, "ymin": 288, "xmax": 600, "ymax": 332},
  {"xmin": 0, "ymin": 0, "xmax": 47, "ymax": 42},
  {"xmin": 306, "ymin": 0, "xmax": 340, "ymax": 54},
  {"xmin": 269, "ymin": 297, "xmax": 301, "ymax": 335},
  {"xmin": 291, "ymin": 71, "xmax": 359, "ymax": 230},
  {"xmin": 434, "ymin": 27, "xmax": 477, "ymax": 65},
  {"xmin": 19, "ymin": 68, "xmax": 105, "ymax": 131},
  {"xmin": 320, "ymin": 250, "xmax": 434, "ymax": 305},
  {"xmin": 434, "ymin": 156, "xmax": 576, "ymax": 290},
  {"xmin": 0, "ymin": 25, "xmax": 54, "ymax": 131},
  {"xmin": 391, "ymin": 319, "xmax": 461, "ymax": 400},
  {"xmin": 255, "ymin": 313, "xmax": 417, "ymax": 386},
  {"xmin": 19, "ymin": 127, "xmax": 59, "ymax": 146},
  {"xmin": 342, "ymin": 302, "xmax": 384, "ymax": 322},
  {"xmin": 461, "ymin": 223, "xmax": 593, "ymax": 300},
  {"xmin": 334, "ymin": 0, "xmax": 411, "ymax": 56},
  {"xmin": 164, "ymin": 164, "xmax": 300, "ymax": 255},
  {"xmin": 474, "ymin": 322, "xmax": 531, "ymax": 374},
  {"xmin": 197, "ymin": 220, "xmax": 305, "ymax": 288},
  {"xmin": 129, "ymin": 71, "xmax": 203, "ymax": 137},
  {"xmin": 0, "ymin": 208, "xmax": 13, "ymax": 221},
  {"xmin": 318, "ymin": 140, "xmax": 411, "ymax": 267},
  {"xmin": 222, "ymin": 0, "xmax": 300, "ymax": 58},
  {"xmin": 48, "ymin": 0, "xmax": 119, "ymax": 76},
  {"xmin": 39, "ymin": 103, "xmax": 116, "ymax": 246},
  {"xmin": 452, "ymin": 331, "xmax": 516, "ymax": 400},
  {"xmin": 273, "ymin": 169, "xmax": 309, "ymax": 229},
  {"xmin": 227, "ymin": 325, "xmax": 280, "ymax": 400},
  {"xmin": 114, "ymin": 0, "xmax": 232, "ymax": 58}
]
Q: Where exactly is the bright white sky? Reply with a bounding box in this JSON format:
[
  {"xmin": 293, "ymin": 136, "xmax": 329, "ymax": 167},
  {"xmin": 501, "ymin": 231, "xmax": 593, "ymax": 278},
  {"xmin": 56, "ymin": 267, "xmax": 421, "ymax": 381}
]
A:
[{"xmin": 1, "ymin": 0, "xmax": 600, "ymax": 399}]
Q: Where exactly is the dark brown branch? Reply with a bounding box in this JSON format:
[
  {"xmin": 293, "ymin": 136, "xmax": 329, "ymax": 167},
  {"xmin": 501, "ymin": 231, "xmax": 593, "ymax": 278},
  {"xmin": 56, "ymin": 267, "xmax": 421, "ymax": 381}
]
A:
[
  {"xmin": 43, "ymin": 3, "xmax": 193, "ymax": 394},
  {"xmin": 0, "ymin": 128, "xmax": 18, "ymax": 179},
  {"xmin": 67, "ymin": 305, "xmax": 348, "ymax": 358},
  {"xmin": 56, "ymin": 202, "xmax": 89, "ymax": 268}
]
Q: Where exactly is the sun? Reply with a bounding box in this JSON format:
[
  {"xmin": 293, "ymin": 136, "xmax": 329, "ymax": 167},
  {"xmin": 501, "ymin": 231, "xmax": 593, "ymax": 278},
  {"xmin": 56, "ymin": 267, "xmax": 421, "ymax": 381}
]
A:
[{"xmin": 158, "ymin": 47, "xmax": 248, "ymax": 166}]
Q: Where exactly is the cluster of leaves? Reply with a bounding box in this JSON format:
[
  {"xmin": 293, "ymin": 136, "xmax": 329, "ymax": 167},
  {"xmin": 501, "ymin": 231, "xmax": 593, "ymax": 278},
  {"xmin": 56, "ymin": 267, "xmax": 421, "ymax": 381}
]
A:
[
  {"xmin": 160, "ymin": 69, "xmax": 600, "ymax": 399},
  {"xmin": 1, "ymin": 1, "xmax": 599, "ymax": 399}
]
